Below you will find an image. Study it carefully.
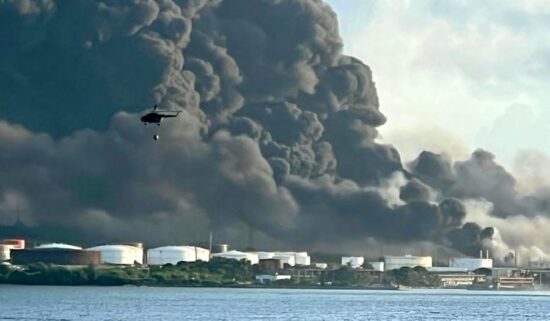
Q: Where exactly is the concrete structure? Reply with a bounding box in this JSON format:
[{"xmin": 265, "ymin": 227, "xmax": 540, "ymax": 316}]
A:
[
  {"xmin": 255, "ymin": 274, "xmax": 291, "ymax": 284},
  {"xmin": 147, "ymin": 246, "xmax": 210, "ymax": 265},
  {"xmin": 384, "ymin": 255, "xmax": 433, "ymax": 270},
  {"xmin": 10, "ymin": 248, "xmax": 100, "ymax": 265},
  {"xmin": 87, "ymin": 245, "xmax": 143, "ymax": 265},
  {"xmin": 449, "ymin": 258, "xmax": 493, "ymax": 271},
  {"xmin": 369, "ymin": 261, "xmax": 385, "ymax": 272},
  {"xmin": 341, "ymin": 256, "xmax": 364, "ymax": 269},
  {"xmin": 212, "ymin": 250, "xmax": 259, "ymax": 265}
]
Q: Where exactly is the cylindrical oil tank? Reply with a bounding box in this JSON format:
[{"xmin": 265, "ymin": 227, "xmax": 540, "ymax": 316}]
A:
[
  {"xmin": 212, "ymin": 244, "xmax": 230, "ymax": 253},
  {"xmin": 147, "ymin": 246, "xmax": 210, "ymax": 265},
  {"xmin": 341, "ymin": 256, "xmax": 364, "ymax": 269},
  {"xmin": 258, "ymin": 259, "xmax": 284, "ymax": 274},
  {"xmin": 36, "ymin": 243, "xmax": 82, "ymax": 250},
  {"xmin": 256, "ymin": 252, "xmax": 275, "ymax": 260},
  {"xmin": 212, "ymin": 250, "xmax": 259, "ymax": 265},
  {"xmin": 384, "ymin": 255, "xmax": 432, "ymax": 270},
  {"xmin": 124, "ymin": 242, "xmax": 143, "ymax": 249},
  {"xmin": 10, "ymin": 248, "xmax": 100, "ymax": 265},
  {"xmin": 2, "ymin": 239, "xmax": 25, "ymax": 249},
  {"xmin": 87, "ymin": 245, "xmax": 143, "ymax": 265},
  {"xmin": 294, "ymin": 252, "xmax": 311, "ymax": 266},
  {"xmin": 273, "ymin": 253, "xmax": 296, "ymax": 266}
]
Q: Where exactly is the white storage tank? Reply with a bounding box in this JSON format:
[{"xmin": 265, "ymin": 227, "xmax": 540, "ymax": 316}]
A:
[
  {"xmin": 273, "ymin": 252, "xmax": 296, "ymax": 266},
  {"xmin": 384, "ymin": 255, "xmax": 433, "ymax": 270},
  {"xmin": 36, "ymin": 243, "xmax": 82, "ymax": 250},
  {"xmin": 449, "ymin": 258, "xmax": 493, "ymax": 270},
  {"xmin": 294, "ymin": 252, "xmax": 311, "ymax": 266},
  {"xmin": 87, "ymin": 245, "xmax": 143, "ymax": 265},
  {"xmin": 147, "ymin": 246, "xmax": 210, "ymax": 265},
  {"xmin": 369, "ymin": 261, "xmax": 385, "ymax": 272},
  {"xmin": 212, "ymin": 250, "xmax": 259, "ymax": 265},
  {"xmin": 256, "ymin": 251, "xmax": 275, "ymax": 260},
  {"xmin": 342, "ymin": 256, "xmax": 364, "ymax": 269}
]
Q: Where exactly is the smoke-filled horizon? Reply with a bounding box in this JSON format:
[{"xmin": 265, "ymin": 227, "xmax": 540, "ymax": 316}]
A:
[{"xmin": 0, "ymin": 0, "xmax": 548, "ymax": 263}]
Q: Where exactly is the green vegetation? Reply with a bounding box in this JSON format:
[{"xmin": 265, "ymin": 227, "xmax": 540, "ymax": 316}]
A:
[
  {"xmin": 0, "ymin": 258, "xmax": 255, "ymax": 286},
  {"xmin": 385, "ymin": 266, "xmax": 440, "ymax": 287},
  {"xmin": 323, "ymin": 266, "xmax": 375, "ymax": 287}
]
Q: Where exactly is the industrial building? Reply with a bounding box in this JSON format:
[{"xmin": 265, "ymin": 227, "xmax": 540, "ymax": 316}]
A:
[
  {"xmin": 248, "ymin": 251, "xmax": 311, "ymax": 266},
  {"xmin": 10, "ymin": 247, "xmax": 100, "ymax": 265},
  {"xmin": 255, "ymin": 274, "xmax": 291, "ymax": 284},
  {"xmin": 449, "ymin": 257, "xmax": 493, "ymax": 270},
  {"xmin": 87, "ymin": 245, "xmax": 143, "ymax": 265},
  {"xmin": 0, "ymin": 239, "xmax": 26, "ymax": 261},
  {"xmin": 384, "ymin": 255, "xmax": 433, "ymax": 270},
  {"xmin": 2, "ymin": 239, "xmax": 25, "ymax": 249},
  {"xmin": 147, "ymin": 246, "xmax": 210, "ymax": 265},
  {"xmin": 341, "ymin": 256, "xmax": 364, "ymax": 269},
  {"xmin": 212, "ymin": 250, "xmax": 259, "ymax": 265}
]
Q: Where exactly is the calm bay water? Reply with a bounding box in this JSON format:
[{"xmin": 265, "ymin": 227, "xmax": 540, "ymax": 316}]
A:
[{"xmin": 0, "ymin": 285, "xmax": 549, "ymax": 321}]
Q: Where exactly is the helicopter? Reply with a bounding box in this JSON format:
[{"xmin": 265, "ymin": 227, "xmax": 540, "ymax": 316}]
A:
[
  {"xmin": 141, "ymin": 104, "xmax": 181, "ymax": 126},
  {"xmin": 141, "ymin": 105, "xmax": 181, "ymax": 141}
]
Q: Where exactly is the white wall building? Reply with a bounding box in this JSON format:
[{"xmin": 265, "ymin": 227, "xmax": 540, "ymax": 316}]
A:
[
  {"xmin": 342, "ymin": 256, "xmax": 364, "ymax": 269},
  {"xmin": 212, "ymin": 250, "xmax": 259, "ymax": 265},
  {"xmin": 87, "ymin": 245, "xmax": 143, "ymax": 265},
  {"xmin": 384, "ymin": 255, "xmax": 433, "ymax": 270},
  {"xmin": 255, "ymin": 274, "xmax": 291, "ymax": 284},
  {"xmin": 449, "ymin": 258, "xmax": 493, "ymax": 271},
  {"xmin": 147, "ymin": 246, "xmax": 210, "ymax": 265}
]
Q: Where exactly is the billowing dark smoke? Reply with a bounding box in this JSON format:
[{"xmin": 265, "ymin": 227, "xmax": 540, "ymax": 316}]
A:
[{"xmin": 0, "ymin": 0, "xmax": 548, "ymax": 261}]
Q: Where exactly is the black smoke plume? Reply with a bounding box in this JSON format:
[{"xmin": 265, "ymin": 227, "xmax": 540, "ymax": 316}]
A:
[{"xmin": 0, "ymin": 0, "xmax": 548, "ymax": 261}]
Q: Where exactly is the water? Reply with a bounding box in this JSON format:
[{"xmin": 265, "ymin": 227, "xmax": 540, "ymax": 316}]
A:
[{"xmin": 0, "ymin": 285, "xmax": 549, "ymax": 321}]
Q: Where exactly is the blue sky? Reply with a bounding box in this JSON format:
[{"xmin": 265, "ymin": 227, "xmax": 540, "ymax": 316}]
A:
[{"xmin": 326, "ymin": 0, "xmax": 550, "ymax": 172}]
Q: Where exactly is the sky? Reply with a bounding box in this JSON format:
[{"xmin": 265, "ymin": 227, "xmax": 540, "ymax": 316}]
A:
[{"xmin": 326, "ymin": 0, "xmax": 550, "ymax": 169}]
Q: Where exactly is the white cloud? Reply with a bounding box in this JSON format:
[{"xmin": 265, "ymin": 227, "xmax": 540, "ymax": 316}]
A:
[{"xmin": 327, "ymin": 0, "xmax": 550, "ymax": 167}]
